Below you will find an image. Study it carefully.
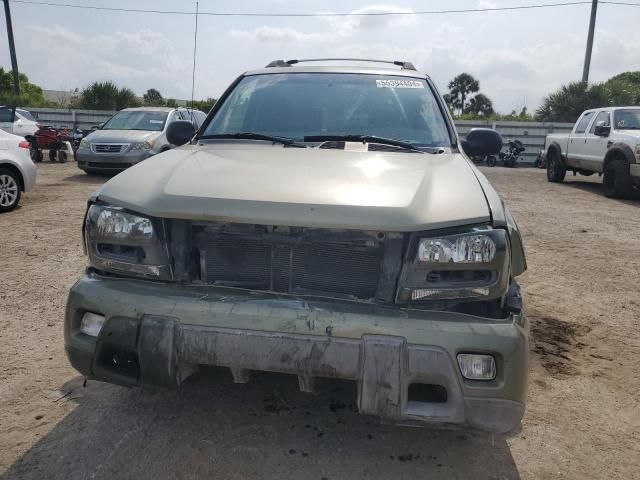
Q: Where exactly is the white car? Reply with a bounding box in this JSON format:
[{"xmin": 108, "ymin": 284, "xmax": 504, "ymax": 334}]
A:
[
  {"xmin": 0, "ymin": 129, "xmax": 37, "ymax": 212},
  {"xmin": 0, "ymin": 106, "xmax": 40, "ymax": 138},
  {"xmin": 545, "ymin": 106, "xmax": 640, "ymax": 198}
]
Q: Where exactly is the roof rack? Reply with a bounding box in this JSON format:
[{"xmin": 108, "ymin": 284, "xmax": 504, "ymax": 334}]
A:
[{"xmin": 265, "ymin": 58, "xmax": 416, "ymax": 71}]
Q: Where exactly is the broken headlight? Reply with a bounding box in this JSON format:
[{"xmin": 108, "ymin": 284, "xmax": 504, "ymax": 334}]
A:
[
  {"xmin": 84, "ymin": 203, "xmax": 171, "ymax": 280},
  {"xmin": 396, "ymin": 227, "xmax": 510, "ymax": 303}
]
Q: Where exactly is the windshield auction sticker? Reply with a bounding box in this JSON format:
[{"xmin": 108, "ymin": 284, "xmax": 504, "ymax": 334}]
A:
[{"xmin": 376, "ymin": 79, "xmax": 424, "ymax": 89}]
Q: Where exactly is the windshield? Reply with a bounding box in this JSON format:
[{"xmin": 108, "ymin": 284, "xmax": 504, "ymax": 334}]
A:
[
  {"xmin": 17, "ymin": 109, "xmax": 37, "ymax": 122},
  {"xmin": 613, "ymin": 109, "xmax": 640, "ymax": 130},
  {"xmin": 102, "ymin": 111, "xmax": 168, "ymax": 131},
  {"xmin": 203, "ymin": 73, "xmax": 451, "ymax": 147}
]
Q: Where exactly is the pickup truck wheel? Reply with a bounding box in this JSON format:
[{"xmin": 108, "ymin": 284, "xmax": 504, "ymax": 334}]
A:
[
  {"xmin": 0, "ymin": 168, "xmax": 21, "ymax": 212},
  {"xmin": 546, "ymin": 150, "xmax": 566, "ymax": 183},
  {"xmin": 603, "ymin": 159, "xmax": 634, "ymax": 198},
  {"xmin": 486, "ymin": 156, "xmax": 497, "ymax": 167}
]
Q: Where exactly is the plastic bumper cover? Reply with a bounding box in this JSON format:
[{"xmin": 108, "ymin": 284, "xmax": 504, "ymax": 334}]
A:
[{"xmin": 65, "ymin": 273, "xmax": 528, "ymax": 433}]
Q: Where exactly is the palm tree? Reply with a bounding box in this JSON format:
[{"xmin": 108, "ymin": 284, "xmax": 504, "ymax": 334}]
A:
[{"xmin": 444, "ymin": 73, "xmax": 479, "ymax": 115}]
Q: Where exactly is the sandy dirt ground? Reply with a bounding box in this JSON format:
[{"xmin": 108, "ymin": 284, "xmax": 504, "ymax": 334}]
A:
[{"xmin": 1, "ymin": 162, "xmax": 639, "ymax": 480}]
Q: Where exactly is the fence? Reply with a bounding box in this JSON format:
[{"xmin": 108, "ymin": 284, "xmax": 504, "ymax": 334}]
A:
[
  {"xmin": 28, "ymin": 107, "xmax": 116, "ymax": 132},
  {"xmin": 455, "ymin": 120, "xmax": 574, "ymax": 163},
  {"xmin": 26, "ymin": 108, "xmax": 575, "ymax": 164}
]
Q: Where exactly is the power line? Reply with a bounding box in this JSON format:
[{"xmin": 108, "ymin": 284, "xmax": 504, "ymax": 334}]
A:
[{"xmin": 9, "ymin": 0, "xmax": 637, "ymax": 17}]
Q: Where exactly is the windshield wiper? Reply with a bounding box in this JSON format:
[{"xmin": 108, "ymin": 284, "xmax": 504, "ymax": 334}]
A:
[
  {"xmin": 304, "ymin": 135, "xmax": 433, "ymax": 153},
  {"xmin": 199, "ymin": 132, "xmax": 307, "ymax": 147}
]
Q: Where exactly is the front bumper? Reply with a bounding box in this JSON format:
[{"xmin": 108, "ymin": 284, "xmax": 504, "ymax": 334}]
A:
[
  {"xmin": 76, "ymin": 150, "xmax": 153, "ymax": 171},
  {"xmin": 65, "ymin": 272, "xmax": 529, "ymax": 433}
]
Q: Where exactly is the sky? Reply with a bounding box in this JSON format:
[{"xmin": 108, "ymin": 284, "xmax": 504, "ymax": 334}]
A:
[{"xmin": 0, "ymin": 0, "xmax": 639, "ymax": 113}]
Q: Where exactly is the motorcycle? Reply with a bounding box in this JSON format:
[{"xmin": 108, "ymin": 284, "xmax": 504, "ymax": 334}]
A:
[
  {"xmin": 497, "ymin": 139, "xmax": 525, "ymax": 168},
  {"xmin": 470, "ymin": 154, "xmax": 497, "ymax": 167}
]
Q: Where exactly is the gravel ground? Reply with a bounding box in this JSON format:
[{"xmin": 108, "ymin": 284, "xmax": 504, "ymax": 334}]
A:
[{"xmin": 1, "ymin": 162, "xmax": 639, "ymax": 480}]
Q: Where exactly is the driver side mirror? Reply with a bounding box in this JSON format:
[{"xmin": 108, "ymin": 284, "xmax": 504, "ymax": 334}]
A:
[
  {"xmin": 167, "ymin": 120, "xmax": 196, "ymax": 146},
  {"xmin": 593, "ymin": 121, "xmax": 610, "ymax": 137},
  {"xmin": 461, "ymin": 128, "xmax": 503, "ymax": 157}
]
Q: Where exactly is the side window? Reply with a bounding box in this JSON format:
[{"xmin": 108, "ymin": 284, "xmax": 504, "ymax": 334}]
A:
[
  {"xmin": 171, "ymin": 110, "xmax": 183, "ymax": 122},
  {"xmin": 589, "ymin": 111, "xmax": 610, "ymax": 133},
  {"xmin": 0, "ymin": 108, "xmax": 14, "ymax": 122},
  {"xmin": 575, "ymin": 112, "xmax": 595, "ymax": 134}
]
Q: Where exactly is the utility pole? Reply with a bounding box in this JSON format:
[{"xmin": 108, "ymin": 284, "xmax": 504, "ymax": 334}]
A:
[
  {"xmin": 3, "ymin": 0, "xmax": 20, "ymax": 97},
  {"xmin": 582, "ymin": 0, "xmax": 598, "ymax": 83}
]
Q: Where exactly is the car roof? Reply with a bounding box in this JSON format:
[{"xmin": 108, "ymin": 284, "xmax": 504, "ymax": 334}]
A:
[
  {"xmin": 120, "ymin": 106, "xmax": 205, "ymax": 113},
  {"xmin": 121, "ymin": 106, "xmax": 175, "ymax": 113},
  {"xmin": 244, "ymin": 65, "xmax": 429, "ymax": 80},
  {"xmin": 582, "ymin": 106, "xmax": 640, "ymax": 114}
]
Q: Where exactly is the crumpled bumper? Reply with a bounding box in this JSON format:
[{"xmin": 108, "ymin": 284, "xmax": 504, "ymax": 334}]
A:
[{"xmin": 65, "ymin": 272, "xmax": 529, "ymax": 433}]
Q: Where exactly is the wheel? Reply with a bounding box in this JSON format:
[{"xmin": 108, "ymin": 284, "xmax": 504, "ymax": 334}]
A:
[
  {"xmin": 0, "ymin": 168, "xmax": 21, "ymax": 212},
  {"xmin": 486, "ymin": 156, "xmax": 497, "ymax": 167},
  {"xmin": 507, "ymin": 157, "xmax": 517, "ymax": 168},
  {"xmin": 546, "ymin": 149, "xmax": 566, "ymax": 183},
  {"xmin": 58, "ymin": 150, "xmax": 67, "ymax": 163},
  {"xmin": 33, "ymin": 149, "xmax": 43, "ymax": 162},
  {"xmin": 603, "ymin": 159, "xmax": 634, "ymax": 198},
  {"xmin": 49, "ymin": 149, "xmax": 57, "ymax": 162},
  {"xmin": 29, "ymin": 145, "xmax": 39, "ymax": 162},
  {"xmin": 533, "ymin": 158, "xmax": 540, "ymax": 168}
]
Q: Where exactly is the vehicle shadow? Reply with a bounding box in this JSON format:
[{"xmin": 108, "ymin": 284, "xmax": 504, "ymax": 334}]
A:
[
  {"xmin": 63, "ymin": 173, "xmax": 112, "ymax": 184},
  {"xmin": 562, "ymin": 179, "xmax": 640, "ymax": 206},
  {"xmin": 2, "ymin": 369, "xmax": 520, "ymax": 480}
]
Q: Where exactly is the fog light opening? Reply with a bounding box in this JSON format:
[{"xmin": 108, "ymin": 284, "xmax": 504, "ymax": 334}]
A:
[
  {"xmin": 80, "ymin": 312, "xmax": 105, "ymax": 337},
  {"xmin": 408, "ymin": 383, "xmax": 448, "ymax": 403},
  {"xmin": 457, "ymin": 353, "xmax": 496, "ymax": 380}
]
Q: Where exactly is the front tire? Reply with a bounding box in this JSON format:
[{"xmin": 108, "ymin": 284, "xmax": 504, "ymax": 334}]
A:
[
  {"xmin": 0, "ymin": 168, "xmax": 21, "ymax": 212},
  {"xmin": 49, "ymin": 149, "xmax": 57, "ymax": 162},
  {"xmin": 603, "ymin": 159, "xmax": 634, "ymax": 198},
  {"xmin": 486, "ymin": 156, "xmax": 497, "ymax": 167},
  {"xmin": 547, "ymin": 149, "xmax": 566, "ymax": 183}
]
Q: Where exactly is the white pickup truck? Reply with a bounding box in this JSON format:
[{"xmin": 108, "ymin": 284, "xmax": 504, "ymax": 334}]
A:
[{"xmin": 544, "ymin": 106, "xmax": 640, "ymax": 198}]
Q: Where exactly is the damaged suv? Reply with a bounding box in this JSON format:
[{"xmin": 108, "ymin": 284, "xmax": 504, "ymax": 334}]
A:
[{"xmin": 65, "ymin": 59, "xmax": 528, "ymax": 433}]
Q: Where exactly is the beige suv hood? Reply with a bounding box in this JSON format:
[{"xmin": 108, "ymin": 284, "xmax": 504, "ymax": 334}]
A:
[{"xmin": 97, "ymin": 143, "xmax": 490, "ymax": 232}]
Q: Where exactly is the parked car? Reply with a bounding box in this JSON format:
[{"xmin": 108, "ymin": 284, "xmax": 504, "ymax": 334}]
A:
[
  {"xmin": 75, "ymin": 107, "xmax": 206, "ymax": 174},
  {"xmin": 0, "ymin": 129, "xmax": 37, "ymax": 212},
  {"xmin": 545, "ymin": 106, "xmax": 640, "ymax": 197},
  {"xmin": 64, "ymin": 59, "xmax": 528, "ymax": 433},
  {"xmin": 0, "ymin": 106, "xmax": 39, "ymax": 138}
]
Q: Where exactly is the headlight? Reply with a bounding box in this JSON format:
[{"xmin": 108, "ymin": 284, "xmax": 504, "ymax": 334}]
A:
[
  {"xmin": 84, "ymin": 204, "xmax": 171, "ymax": 279},
  {"xmin": 79, "ymin": 138, "xmax": 90, "ymax": 149},
  {"xmin": 418, "ymin": 235, "xmax": 496, "ymax": 264},
  {"xmin": 130, "ymin": 141, "xmax": 152, "ymax": 151},
  {"xmin": 96, "ymin": 208, "xmax": 153, "ymax": 239},
  {"xmin": 396, "ymin": 228, "xmax": 510, "ymax": 304}
]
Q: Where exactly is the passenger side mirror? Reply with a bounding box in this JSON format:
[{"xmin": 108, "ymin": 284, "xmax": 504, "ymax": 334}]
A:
[
  {"xmin": 594, "ymin": 121, "xmax": 610, "ymax": 137},
  {"xmin": 461, "ymin": 128, "xmax": 503, "ymax": 157},
  {"xmin": 167, "ymin": 120, "xmax": 196, "ymax": 146}
]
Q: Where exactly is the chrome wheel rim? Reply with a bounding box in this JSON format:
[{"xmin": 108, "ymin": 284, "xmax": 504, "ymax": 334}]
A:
[{"xmin": 0, "ymin": 174, "xmax": 18, "ymax": 207}]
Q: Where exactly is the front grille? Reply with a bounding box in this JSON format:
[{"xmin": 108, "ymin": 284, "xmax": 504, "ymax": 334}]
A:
[
  {"xmin": 91, "ymin": 143, "xmax": 129, "ymax": 153},
  {"xmin": 193, "ymin": 224, "xmax": 394, "ymax": 301},
  {"xmin": 82, "ymin": 161, "xmax": 132, "ymax": 169}
]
